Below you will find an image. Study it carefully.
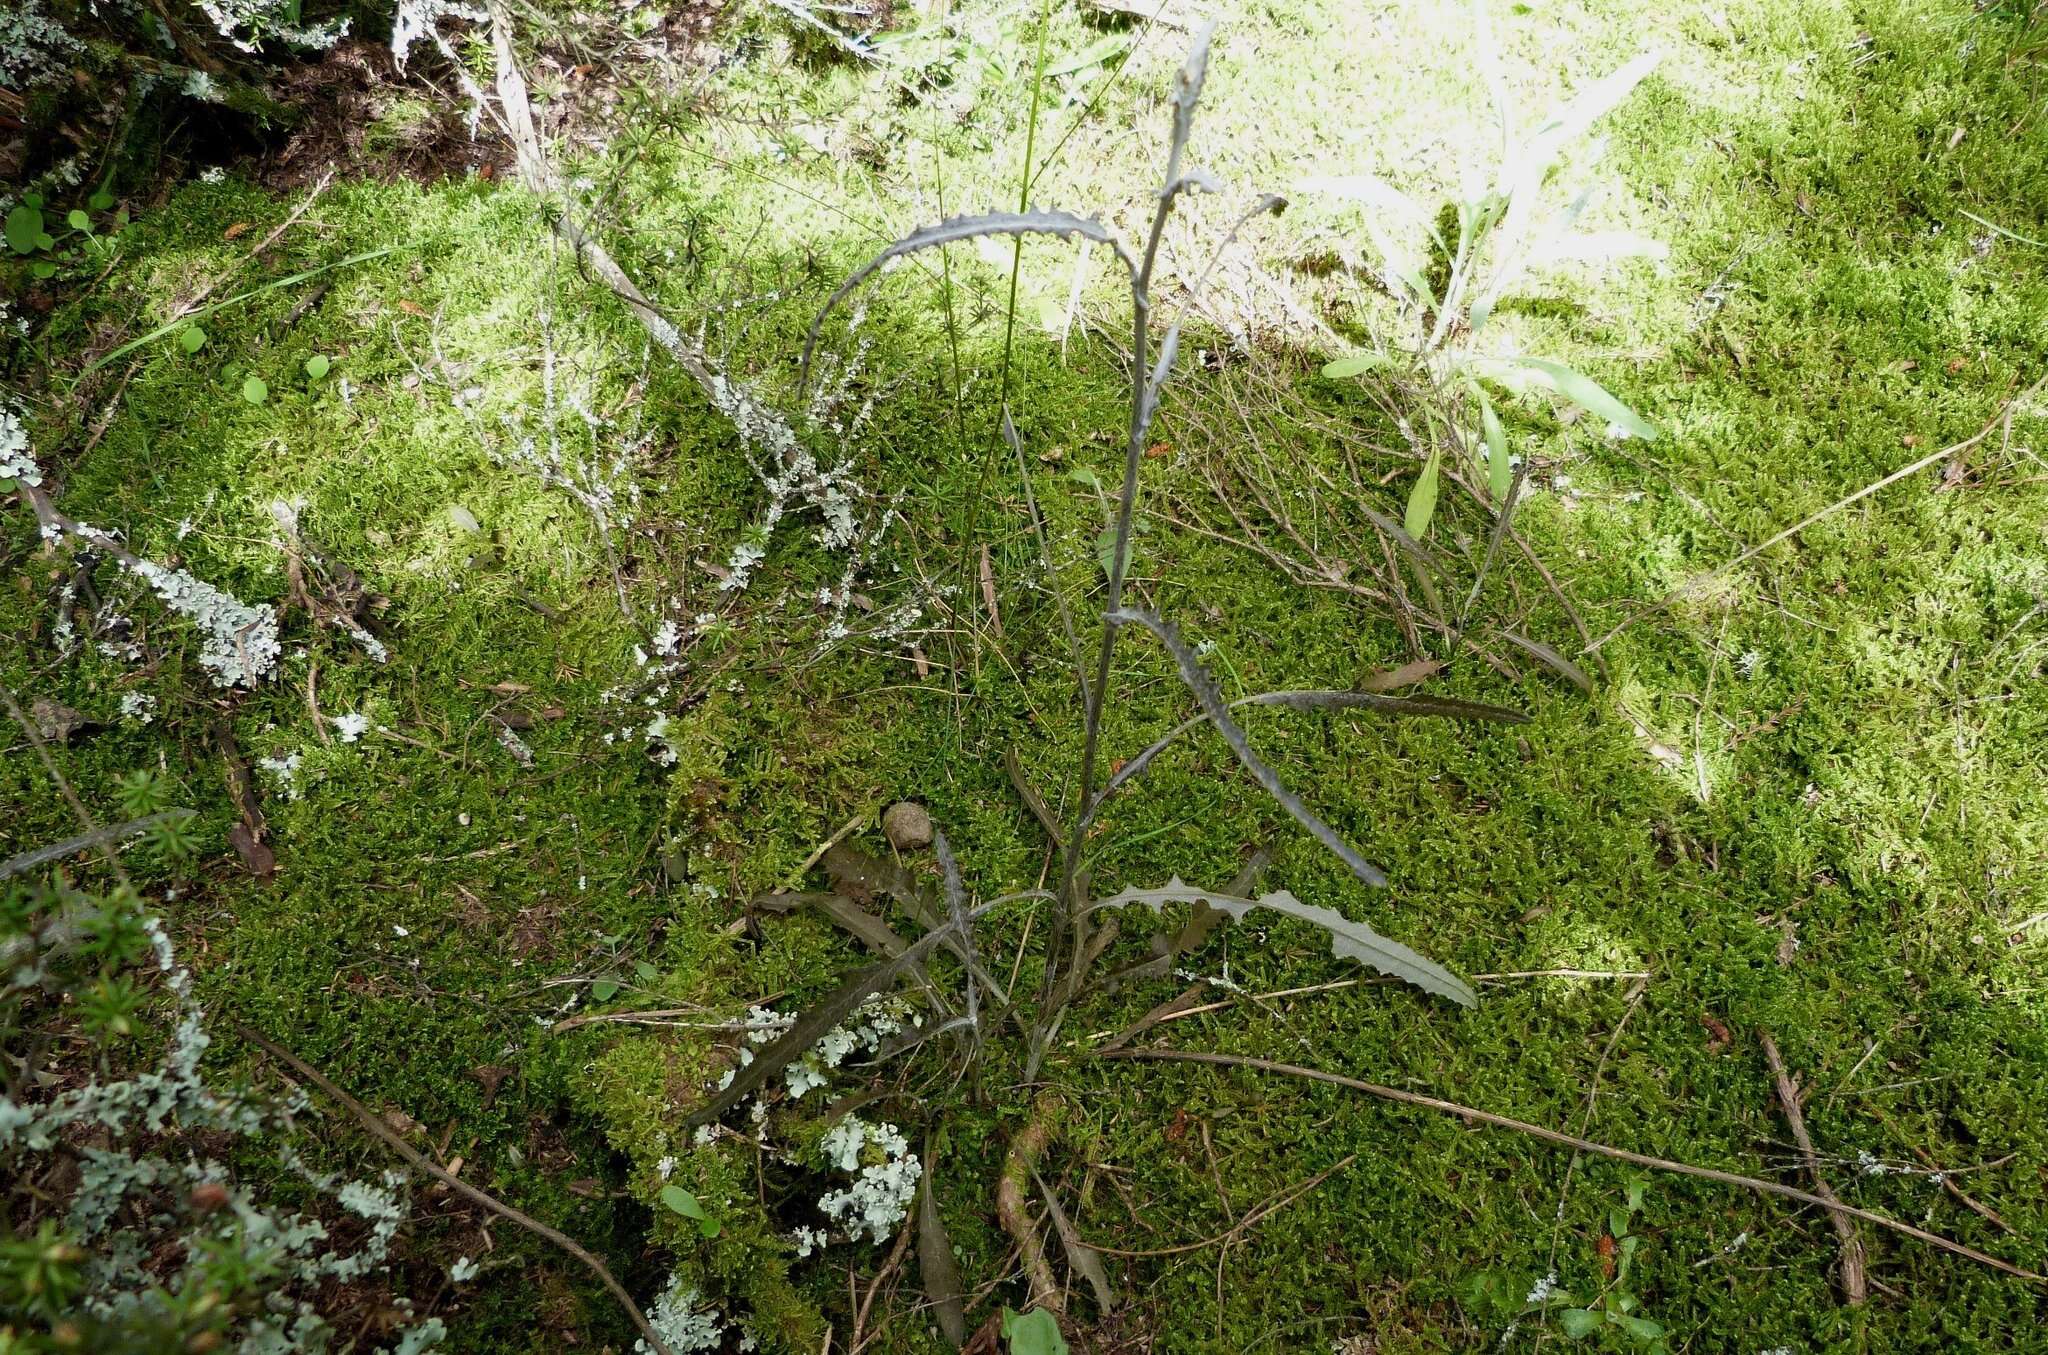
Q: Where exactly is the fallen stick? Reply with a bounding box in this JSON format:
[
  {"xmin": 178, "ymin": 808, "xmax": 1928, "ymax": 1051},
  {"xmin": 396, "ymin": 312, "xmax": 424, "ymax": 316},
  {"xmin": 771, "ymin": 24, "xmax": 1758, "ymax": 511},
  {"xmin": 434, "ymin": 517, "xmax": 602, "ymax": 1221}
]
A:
[
  {"xmin": 1098, "ymin": 1047, "xmax": 2045, "ymax": 1285},
  {"xmin": 1761, "ymin": 1031, "xmax": 1867, "ymax": 1304},
  {"xmin": 238, "ymin": 1026, "xmax": 678, "ymax": 1355}
]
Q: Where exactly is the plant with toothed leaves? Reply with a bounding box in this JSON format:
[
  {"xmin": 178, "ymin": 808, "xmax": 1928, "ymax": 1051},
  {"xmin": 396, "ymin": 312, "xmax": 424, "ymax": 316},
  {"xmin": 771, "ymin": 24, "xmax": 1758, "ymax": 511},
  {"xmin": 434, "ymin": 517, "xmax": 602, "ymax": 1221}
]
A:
[{"xmin": 673, "ymin": 30, "xmax": 1537, "ymax": 1347}]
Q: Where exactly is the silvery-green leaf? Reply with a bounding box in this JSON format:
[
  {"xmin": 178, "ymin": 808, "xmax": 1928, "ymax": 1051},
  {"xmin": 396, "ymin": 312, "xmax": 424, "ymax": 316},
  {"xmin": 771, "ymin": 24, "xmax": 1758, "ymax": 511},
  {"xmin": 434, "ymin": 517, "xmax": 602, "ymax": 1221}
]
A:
[{"xmin": 1090, "ymin": 878, "xmax": 1475, "ymax": 1007}]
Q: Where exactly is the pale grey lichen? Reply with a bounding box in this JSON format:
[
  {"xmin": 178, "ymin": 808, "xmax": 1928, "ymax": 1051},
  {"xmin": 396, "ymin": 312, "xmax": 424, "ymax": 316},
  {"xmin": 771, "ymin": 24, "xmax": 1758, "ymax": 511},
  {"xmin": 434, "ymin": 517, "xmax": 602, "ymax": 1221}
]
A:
[
  {"xmin": 0, "ymin": 398, "xmax": 39, "ymax": 485},
  {"xmin": 636, "ymin": 1276, "xmax": 727, "ymax": 1355},
  {"xmin": 390, "ymin": 0, "xmax": 483, "ymax": 69},
  {"xmin": 124, "ymin": 557, "xmax": 280, "ymax": 688},
  {"xmin": 815, "ymin": 1115, "xmax": 919, "ymax": 1244},
  {"xmin": 0, "ymin": 0, "xmax": 82, "ymax": 90}
]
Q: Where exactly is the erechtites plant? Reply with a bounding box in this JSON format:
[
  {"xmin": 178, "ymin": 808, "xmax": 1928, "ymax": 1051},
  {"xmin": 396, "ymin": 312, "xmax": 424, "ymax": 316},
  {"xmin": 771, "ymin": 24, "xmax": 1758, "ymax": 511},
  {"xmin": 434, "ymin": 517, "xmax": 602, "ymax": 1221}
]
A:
[
  {"xmin": 800, "ymin": 26, "xmax": 1532, "ymax": 1088},
  {"xmin": 1306, "ymin": 1, "xmax": 1663, "ymax": 532}
]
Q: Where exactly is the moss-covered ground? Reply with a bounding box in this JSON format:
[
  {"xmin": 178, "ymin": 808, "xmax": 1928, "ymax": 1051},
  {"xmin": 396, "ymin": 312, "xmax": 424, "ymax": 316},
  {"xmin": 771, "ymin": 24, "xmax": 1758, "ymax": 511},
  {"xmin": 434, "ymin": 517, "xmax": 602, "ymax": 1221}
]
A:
[{"xmin": 6, "ymin": 0, "xmax": 2048, "ymax": 1349}]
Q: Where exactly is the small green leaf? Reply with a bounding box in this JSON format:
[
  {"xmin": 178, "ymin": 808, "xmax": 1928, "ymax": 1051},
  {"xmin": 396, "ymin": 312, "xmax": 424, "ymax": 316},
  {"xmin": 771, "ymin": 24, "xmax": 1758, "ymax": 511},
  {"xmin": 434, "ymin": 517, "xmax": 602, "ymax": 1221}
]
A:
[
  {"xmin": 178, "ymin": 325, "xmax": 208, "ymax": 354},
  {"xmin": 1001, "ymin": 1307, "xmax": 1069, "ymax": 1355},
  {"xmin": 1557, "ymin": 1308, "xmax": 1602, "ymax": 1338},
  {"xmin": 1321, "ymin": 355, "xmax": 1386, "ymax": 379},
  {"xmin": 66, "ymin": 209, "xmax": 91, "ymax": 232},
  {"xmin": 1618, "ymin": 1314, "xmax": 1666, "ymax": 1341},
  {"xmin": 1503, "ymin": 356, "xmax": 1658, "ymax": 440},
  {"xmin": 1479, "ymin": 391, "xmax": 1511, "ymax": 498},
  {"xmin": 90, "ymin": 189, "xmax": 116, "ymax": 212},
  {"xmin": 590, "ymin": 977, "xmax": 621, "ymax": 1002},
  {"xmin": 31, "ymin": 261, "xmax": 58, "ymax": 280},
  {"xmin": 23, "ymin": 193, "xmax": 42, "ymax": 209},
  {"xmin": 1404, "ymin": 448, "xmax": 1442, "ymax": 538},
  {"xmin": 634, "ymin": 960, "xmax": 660, "ymax": 982},
  {"xmin": 7, "ymin": 205, "xmax": 45, "ymax": 254},
  {"xmin": 304, "ymin": 353, "xmax": 331, "ymax": 380},
  {"xmin": 1608, "ymin": 1207, "xmax": 1630, "ymax": 1240},
  {"xmin": 659, "ymin": 1185, "xmax": 720, "ymax": 1237},
  {"xmin": 242, "ymin": 376, "xmax": 269, "ymax": 404},
  {"xmin": 34, "ymin": 232, "xmax": 54, "ymax": 252}
]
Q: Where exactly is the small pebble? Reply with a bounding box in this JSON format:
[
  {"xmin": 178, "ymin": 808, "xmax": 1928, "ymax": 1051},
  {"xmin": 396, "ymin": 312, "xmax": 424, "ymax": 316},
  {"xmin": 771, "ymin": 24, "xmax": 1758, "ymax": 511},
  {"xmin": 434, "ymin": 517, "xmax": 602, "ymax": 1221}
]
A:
[{"xmin": 881, "ymin": 801, "xmax": 932, "ymax": 851}]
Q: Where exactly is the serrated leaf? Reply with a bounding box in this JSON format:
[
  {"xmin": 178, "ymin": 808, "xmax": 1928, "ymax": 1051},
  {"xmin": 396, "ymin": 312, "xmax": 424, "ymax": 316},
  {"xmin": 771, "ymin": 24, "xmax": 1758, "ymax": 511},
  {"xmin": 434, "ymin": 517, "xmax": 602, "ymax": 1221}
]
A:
[
  {"xmin": 1090, "ymin": 878, "xmax": 1476, "ymax": 1007},
  {"xmin": 178, "ymin": 325, "xmax": 207, "ymax": 354},
  {"xmin": 1557, "ymin": 1308, "xmax": 1602, "ymax": 1338},
  {"xmin": 305, "ymin": 353, "xmax": 330, "ymax": 379},
  {"xmin": 1478, "ymin": 391, "xmax": 1511, "ymax": 499},
  {"xmin": 5, "ymin": 205, "xmax": 42, "ymax": 255},
  {"xmin": 1499, "ymin": 357, "xmax": 1657, "ymax": 440},
  {"xmin": 1404, "ymin": 449, "xmax": 1442, "ymax": 538},
  {"xmin": 242, "ymin": 376, "xmax": 268, "ymax": 404}
]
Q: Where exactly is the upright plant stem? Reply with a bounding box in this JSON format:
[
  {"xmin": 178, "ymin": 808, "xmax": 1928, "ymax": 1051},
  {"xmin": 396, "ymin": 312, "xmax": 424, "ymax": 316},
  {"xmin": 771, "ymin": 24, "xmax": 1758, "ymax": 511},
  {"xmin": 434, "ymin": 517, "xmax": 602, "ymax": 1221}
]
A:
[
  {"xmin": 956, "ymin": 0, "xmax": 1056, "ymax": 621},
  {"xmin": 1045, "ymin": 33, "xmax": 1210, "ymax": 1041}
]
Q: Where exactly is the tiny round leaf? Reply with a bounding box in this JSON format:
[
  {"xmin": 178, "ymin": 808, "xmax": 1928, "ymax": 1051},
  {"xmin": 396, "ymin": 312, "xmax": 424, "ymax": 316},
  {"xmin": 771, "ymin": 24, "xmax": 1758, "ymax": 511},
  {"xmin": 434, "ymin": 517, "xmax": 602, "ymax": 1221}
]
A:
[{"xmin": 242, "ymin": 376, "xmax": 269, "ymax": 404}]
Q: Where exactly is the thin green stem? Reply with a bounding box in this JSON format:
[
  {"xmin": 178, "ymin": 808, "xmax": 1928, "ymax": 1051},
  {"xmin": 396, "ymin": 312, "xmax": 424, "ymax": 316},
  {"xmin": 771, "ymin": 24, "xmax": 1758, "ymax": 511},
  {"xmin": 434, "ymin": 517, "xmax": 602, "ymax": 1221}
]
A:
[{"xmin": 956, "ymin": 0, "xmax": 1056, "ymax": 629}]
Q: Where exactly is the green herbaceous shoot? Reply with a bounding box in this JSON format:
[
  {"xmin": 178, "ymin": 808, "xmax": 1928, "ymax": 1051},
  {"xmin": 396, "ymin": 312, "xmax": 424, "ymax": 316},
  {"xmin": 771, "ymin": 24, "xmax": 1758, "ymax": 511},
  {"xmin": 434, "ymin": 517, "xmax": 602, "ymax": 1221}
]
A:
[{"xmin": 4, "ymin": 0, "xmax": 2047, "ymax": 1352}]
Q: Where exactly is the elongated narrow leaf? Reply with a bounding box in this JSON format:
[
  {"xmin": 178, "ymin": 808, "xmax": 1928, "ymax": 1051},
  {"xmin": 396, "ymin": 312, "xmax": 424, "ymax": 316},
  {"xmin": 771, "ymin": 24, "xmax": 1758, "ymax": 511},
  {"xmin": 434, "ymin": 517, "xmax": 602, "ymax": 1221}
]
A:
[
  {"xmin": 803, "ymin": 211, "xmax": 1138, "ymax": 392},
  {"xmin": 1321, "ymin": 354, "xmax": 1390, "ymax": 379},
  {"xmin": 1108, "ymin": 608, "xmax": 1390, "ymax": 890},
  {"xmin": 917, "ymin": 1162, "xmax": 968, "ymax": 1347},
  {"xmin": 1032, "ymin": 1165, "xmax": 1116, "ymax": 1312},
  {"xmin": 1478, "ymin": 390, "xmax": 1512, "ymax": 499},
  {"xmin": 1497, "ymin": 628, "xmax": 1595, "ymax": 695},
  {"xmin": 1046, "ymin": 32, "xmax": 1131, "ymax": 76},
  {"xmin": 1090, "ymin": 878, "xmax": 1476, "ymax": 1008},
  {"xmin": 1296, "ymin": 173, "xmax": 1445, "ymax": 245},
  {"xmin": 683, "ymin": 909, "xmax": 978, "ymax": 1129},
  {"xmin": 1404, "ymin": 449, "xmax": 1442, "ymax": 538},
  {"xmin": 1531, "ymin": 51, "xmax": 1661, "ymax": 155},
  {"xmin": 1499, "ymin": 357, "xmax": 1657, "ymax": 441}
]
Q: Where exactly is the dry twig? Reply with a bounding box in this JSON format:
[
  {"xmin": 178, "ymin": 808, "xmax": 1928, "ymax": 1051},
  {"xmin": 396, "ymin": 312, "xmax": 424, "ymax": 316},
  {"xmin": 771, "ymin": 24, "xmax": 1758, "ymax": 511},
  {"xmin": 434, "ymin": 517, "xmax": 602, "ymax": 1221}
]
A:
[
  {"xmin": 1100, "ymin": 1048, "xmax": 2045, "ymax": 1285},
  {"xmin": 237, "ymin": 1026, "xmax": 677, "ymax": 1355},
  {"xmin": 1760, "ymin": 1031, "xmax": 1868, "ymax": 1304}
]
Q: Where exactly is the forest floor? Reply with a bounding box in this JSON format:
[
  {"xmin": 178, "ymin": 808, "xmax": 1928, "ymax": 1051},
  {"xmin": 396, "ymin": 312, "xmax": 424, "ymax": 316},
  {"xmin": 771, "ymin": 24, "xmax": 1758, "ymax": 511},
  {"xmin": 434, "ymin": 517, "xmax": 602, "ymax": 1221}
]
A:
[{"xmin": 6, "ymin": 0, "xmax": 2048, "ymax": 1351}]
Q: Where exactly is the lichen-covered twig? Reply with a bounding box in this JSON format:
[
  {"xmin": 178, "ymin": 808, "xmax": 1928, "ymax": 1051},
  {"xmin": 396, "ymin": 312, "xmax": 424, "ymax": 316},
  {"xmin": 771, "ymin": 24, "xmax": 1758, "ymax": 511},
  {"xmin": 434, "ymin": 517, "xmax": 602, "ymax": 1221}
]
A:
[
  {"xmin": 238, "ymin": 1025, "xmax": 678, "ymax": 1355},
  {"xmin": 1761, "ymin": 1031, "xmax": 1868, "ymax": 1305}
]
